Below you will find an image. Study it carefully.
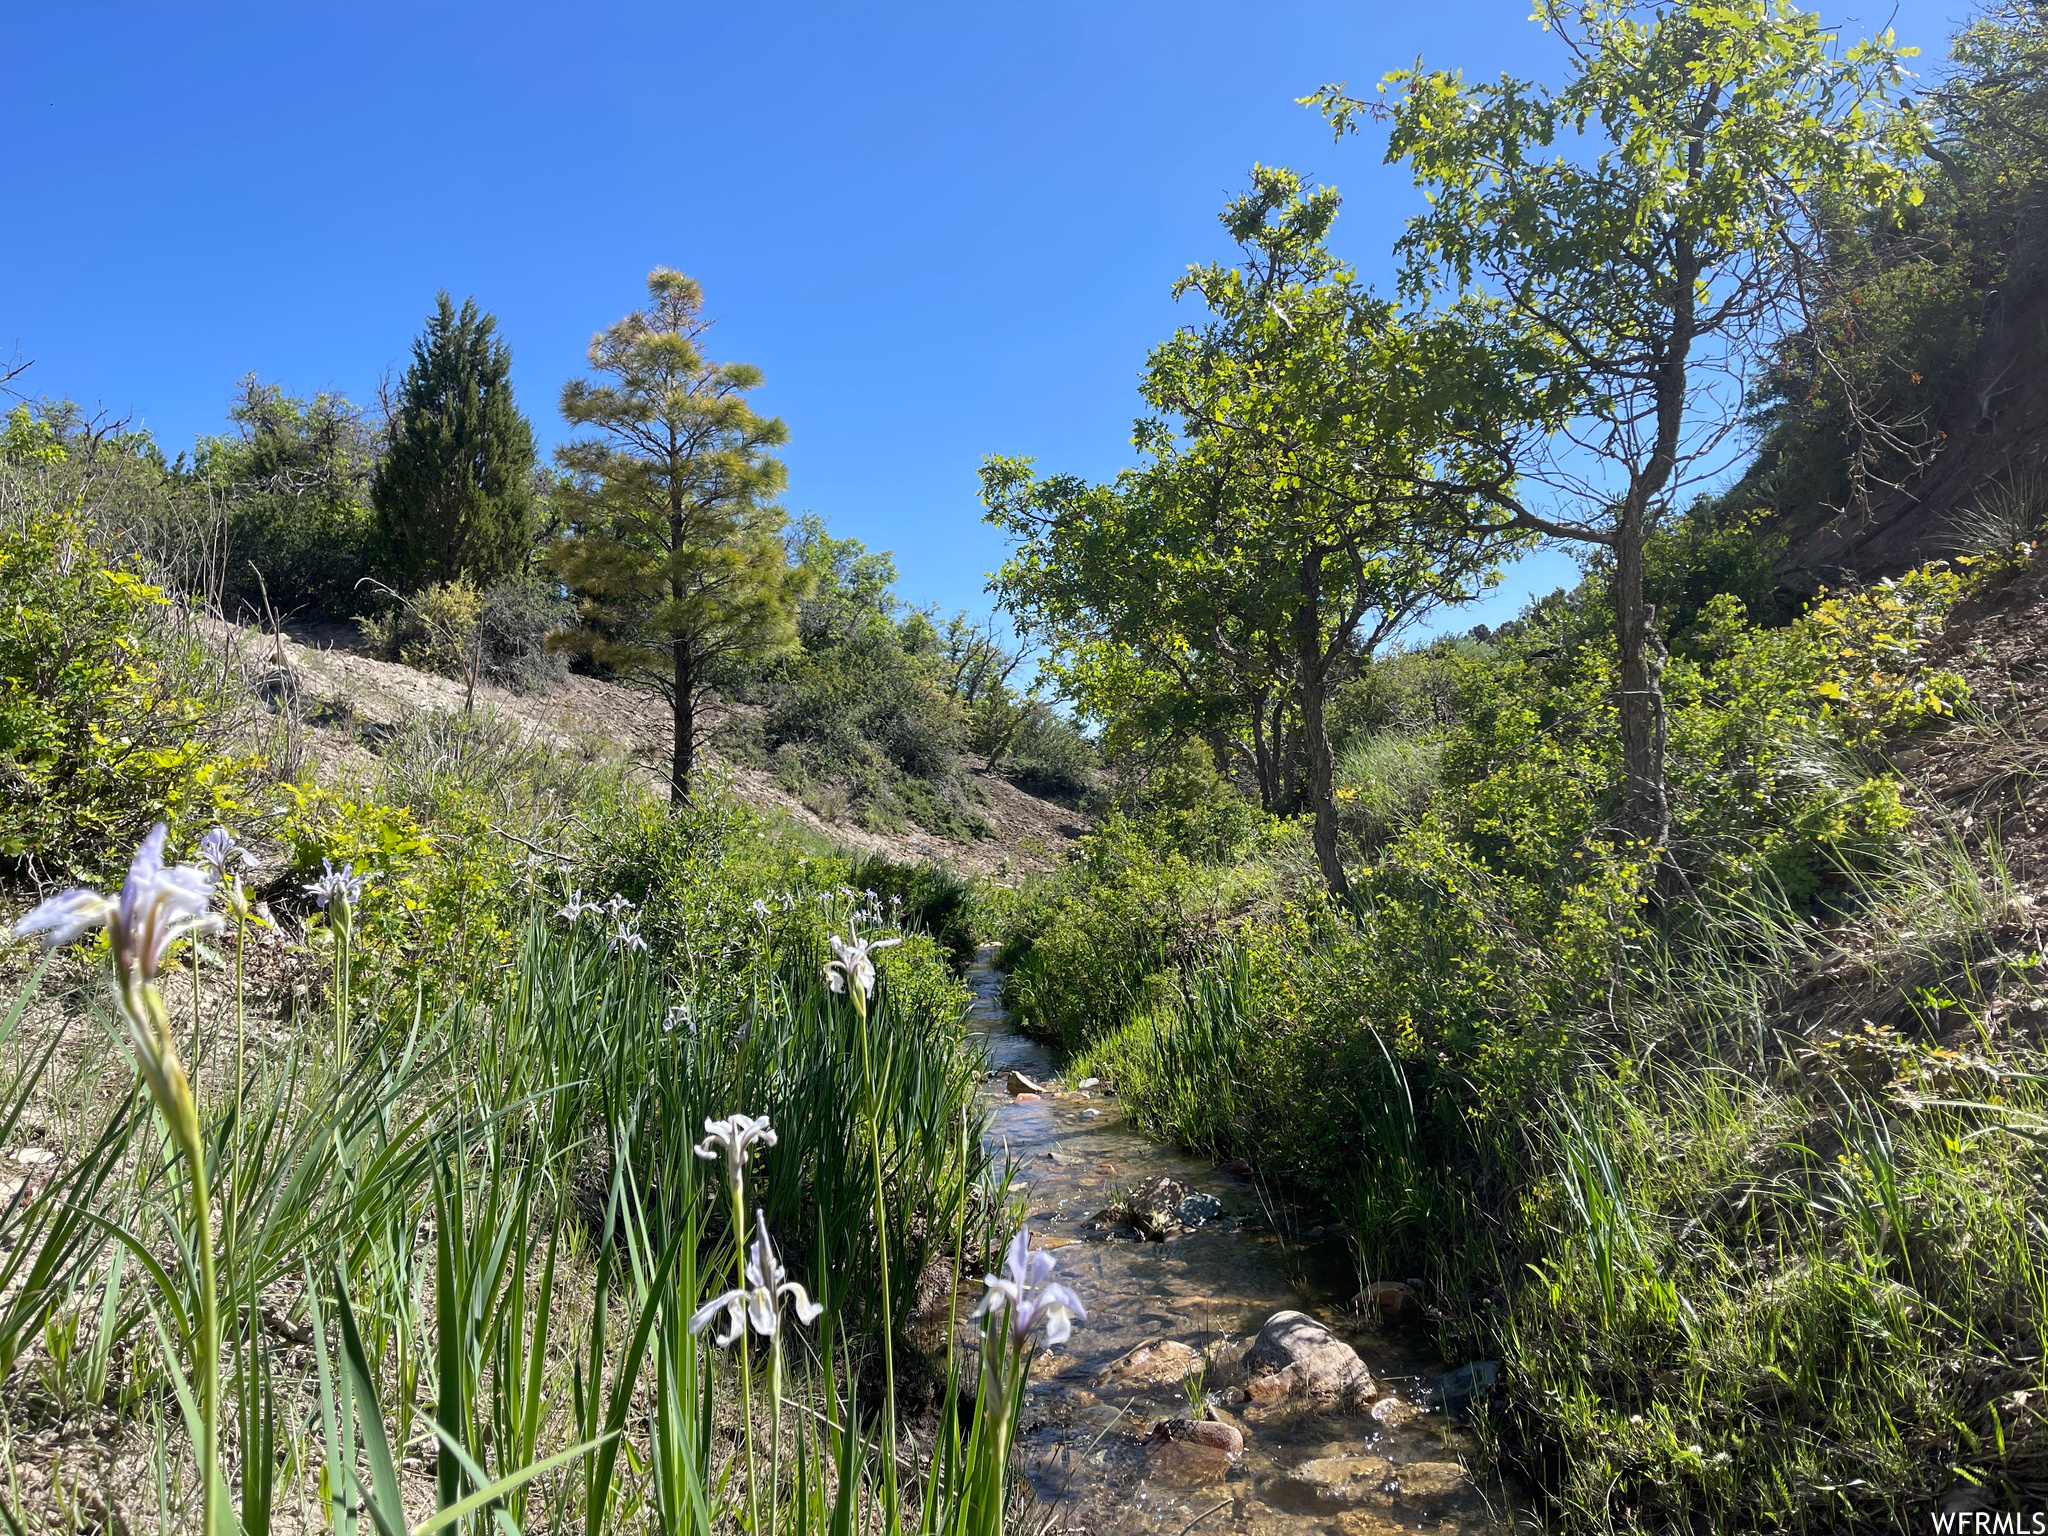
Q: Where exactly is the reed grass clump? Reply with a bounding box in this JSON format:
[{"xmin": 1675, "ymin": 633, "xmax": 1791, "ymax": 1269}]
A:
[{"xmin": 0, "ymin": 823, "xmax": 1058, "ymax": 1535}]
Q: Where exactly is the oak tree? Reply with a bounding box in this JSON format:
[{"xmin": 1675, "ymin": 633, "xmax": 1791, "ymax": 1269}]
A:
[
  {"xmin": 1315, "ymin": 0, "xmax": 1924, "ymax": 848},
  {"xmin": 987, "ymin": 168, "xmax": 1528, "ymax": 900}
]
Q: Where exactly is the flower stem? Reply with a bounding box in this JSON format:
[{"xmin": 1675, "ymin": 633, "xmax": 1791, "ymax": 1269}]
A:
[
  {"xmin": 146, "ymin": 987, "xmax": 218, "ymax": 1536},
  {"xmin": 180, "ymin": 1117, "xmax": 220, "ymax": 1536},
  {"xmin": 227, "ymin": 911, "xmax": 246, "ymax": 1261},
  {"xmin": 729, "ymin": 1178, "xmax": 759, "ymax": 1534},
  {"xmin": 333, "ymin": 923, "xmax": 350, "ymax": 1072},
  {"xmin": 851, "ymin": 992, "xmax": 900, "ymax": 1508}
]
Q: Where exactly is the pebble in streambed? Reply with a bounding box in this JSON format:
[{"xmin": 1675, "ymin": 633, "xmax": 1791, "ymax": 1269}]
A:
[{"xmin": 962, "ymin": 950, "xmax": 1510, "ymax": 1534}]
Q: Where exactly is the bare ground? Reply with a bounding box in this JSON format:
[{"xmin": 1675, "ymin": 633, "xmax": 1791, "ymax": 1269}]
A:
[{"xmin": 237, "ymin": 615, "xmax": 1085, "ymax": 879}]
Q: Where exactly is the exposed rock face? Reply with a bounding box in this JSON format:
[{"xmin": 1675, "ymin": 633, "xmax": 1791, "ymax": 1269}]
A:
[{"xmin": 1244, "ymin": 1310, "xmax": 1375, "ymax": 1404}]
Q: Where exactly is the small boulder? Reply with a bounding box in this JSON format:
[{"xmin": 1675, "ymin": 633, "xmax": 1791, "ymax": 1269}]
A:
[
  {"xmin": 1146, "ymin": 1417, "xmax": 1244, "ymax": 1457},
  {"xmin": 1244, "ymin": 1310, "xmax": 1375, "ymax": 1404},
  {"xmin": 1354, "ymin": 1280, "xmax": 1418, "ymax": 1318},
  {"xmin": 1432, "ymin": 1359, "xmax": 1500, "ymax": 1419},
  {"xmin": 1097, "ymin": 1176, "xmax": 1225, "ymax": 1239},
  {"xmin": 1006, "ymin": 1070, "xmax": 1047, "ymax": 1095},
  {"xmin": 1175, "ymin": 1191, "xmax": 1224, "ymax": 1225}
]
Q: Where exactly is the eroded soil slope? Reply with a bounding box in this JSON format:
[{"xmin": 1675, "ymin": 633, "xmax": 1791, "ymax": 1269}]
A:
[{"xmin": 235, "ymin": 616, "xmax": 1085, "ymax": 876}]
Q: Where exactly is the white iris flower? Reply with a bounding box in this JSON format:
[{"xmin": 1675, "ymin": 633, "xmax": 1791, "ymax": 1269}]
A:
[
  {"xmin": 687, "ymin": 1211, "xmax": 823, "ymax": 1347},
  {"xmin": 971, "ymin": 1226, "xmax": 1088, "ymax": 1348}
]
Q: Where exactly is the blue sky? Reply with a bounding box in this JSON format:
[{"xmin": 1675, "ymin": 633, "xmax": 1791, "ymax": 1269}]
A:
[{"xmin": 4, "ymin": 0, "xmax": 1968, "ymax": 633}]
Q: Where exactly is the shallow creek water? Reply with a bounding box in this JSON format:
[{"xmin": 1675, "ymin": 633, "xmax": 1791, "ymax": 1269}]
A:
[{"xmin": 957, "ymin": 954, "xmax": 1510, "ymax": 1536}]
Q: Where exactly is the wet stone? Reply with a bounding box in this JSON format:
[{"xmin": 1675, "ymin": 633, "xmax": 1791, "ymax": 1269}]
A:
[
  {"xmin": 1141, "ymin": 1434, "xmax": 1237, "ymax": 1487},
  {"xmin": 1148, "ymin": 1417, "xmax": 1245, "ymax": 1457},
  {"xmin": 1091, "ymin": 1175, "xmax": 1227, "ymax": 1240},
  {"xmin": 1245, "ymin": 1311, "xmax": 1376, "ymax": 1405},
  {"xmin": 1384, "ymin": 1460, "xmax": 1487, "ymax": 1515},
  {"xmin": 1292, "ymin": 1454, "xmax": 1394, "ymax": 1491},
  {"xmin": 1093, "ymin": 1337, "xmax": 1203, "ymax": 1389},
  {"xmin": 1354, "ymin": 1280, "xmax": 1418, "ymax": 1318},
  {"xmin": 1369, "ymin": 1393, "xmax": 1423, "ymax": 1427}
]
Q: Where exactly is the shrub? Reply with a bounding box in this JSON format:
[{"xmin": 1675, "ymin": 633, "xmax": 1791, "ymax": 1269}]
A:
[
  {"xmin": 0, "ymin": 486, "xmax": 252, "ymax": 882},
  {"xmin": 849, "ymin": 852, "xmax": 980, "ymax": 969},
  {"xmin": 1004, "ymin": 704, "xmax": 1096, "ymax": 801},
  {"xmin": 358, "ymin": 577, "xmax": 484, "ymax": 677},
  {"xmin": 477, "ymin": 576, "xmax": 572, "ymax": 691},
  {"xmin": 197, "ymin": 378, "xmax": 381, "ymax": 617}
]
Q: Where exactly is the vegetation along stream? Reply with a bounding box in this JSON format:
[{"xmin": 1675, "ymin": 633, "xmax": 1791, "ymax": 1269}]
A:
[
  {"xmin": 962, "ymin": 954, "xmax": 1508, "ymax": 1535},
  {"xmin": 8, "ymin": 0, "xmax": 2048, "ymax": 1526}
]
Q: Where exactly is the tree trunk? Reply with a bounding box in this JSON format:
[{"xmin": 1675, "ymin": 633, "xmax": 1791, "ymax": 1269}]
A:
[
  {"xmin": 1250, "ymin": 699, "xmax": 1277, "ymax": 813},
  {"xmin": 671, "ymin": 650, "xmax": 694, "ymax": 805},
  {"xmin": 669, "ymin": 440, "xmax": 693, "ymax": 806},
  {"xmin": 1295, "ymin": 549, "xmax": 1352, "ymax": 902},
  {"xmin": 1613, "ymin": 496, "xmax": 1669, "ymax": 849},
  {"xmin": 1302, "ymin": 664, "xmax": 1350, "ymax": 902},
  {"xmin": 1612, "ymin": 237, "xmax": 1698, "ymax": 854}
]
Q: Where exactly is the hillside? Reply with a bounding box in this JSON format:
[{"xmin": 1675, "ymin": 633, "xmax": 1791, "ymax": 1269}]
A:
[
  {"xmin": 242, "ymin": 613, "xmax": 1086, "ymax": 877},
  {"xmin": 1775, "ymin": 247, "xmax": 2048, "ymax": 581}
]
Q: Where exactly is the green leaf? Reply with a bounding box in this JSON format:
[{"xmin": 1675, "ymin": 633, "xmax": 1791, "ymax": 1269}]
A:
[{"xmin": 332, "ymin": 1265, "xmax": 407, "ymax": 1536}]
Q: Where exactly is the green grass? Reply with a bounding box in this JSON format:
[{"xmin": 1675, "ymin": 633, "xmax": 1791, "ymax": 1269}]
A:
[
  {"xmin": 0, "ymin": 875, "xmax": 1042, "ymax": 1533},
  {"xmin": 1070, "ymin": 829, "xmax": 2048, "ymax": 1529}
]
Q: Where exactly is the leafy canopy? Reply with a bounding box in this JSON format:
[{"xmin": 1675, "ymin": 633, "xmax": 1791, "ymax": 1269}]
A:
[{"xmin": 1312, "ymin": 0, "xmax": 1929, "ymax": 538}]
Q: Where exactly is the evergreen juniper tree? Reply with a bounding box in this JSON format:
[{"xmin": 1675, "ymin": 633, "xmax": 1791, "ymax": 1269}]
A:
[
  {"xmin": 371, "ymin": 292, "xmax": 536, "ymax": 590},
  {"xmin": 549, "ymin": 268, "xmax": 806, "ymax": 803}
]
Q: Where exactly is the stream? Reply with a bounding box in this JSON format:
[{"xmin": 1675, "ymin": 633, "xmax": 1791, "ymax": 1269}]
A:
[{"xmin": 959, "ymin": 952, "xmax": 1511, "ymax": 1536}]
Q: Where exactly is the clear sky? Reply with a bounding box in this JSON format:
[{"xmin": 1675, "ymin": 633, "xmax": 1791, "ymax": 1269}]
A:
[{"xmin": 3, "ymin": 0, "xmax": 1969, "ymax": 634}]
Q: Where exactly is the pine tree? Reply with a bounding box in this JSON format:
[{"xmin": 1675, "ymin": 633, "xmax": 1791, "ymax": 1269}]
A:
[
  {"xmin": 549, "ymin": 269, "xmax": 807, "ymax": 803},
  {"xmin": 371, "ymin": 293, "xmax": 536, "ymax": 590}
]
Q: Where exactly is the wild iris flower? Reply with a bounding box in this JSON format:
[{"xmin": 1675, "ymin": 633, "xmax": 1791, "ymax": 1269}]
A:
[
  {"xmin": 823, "ymin": 923, "xmax": 901, "ymax": 1008},
  {"xmin": 972, "ymin": 1227, "xmax": 1087, "ymax": 1348},
  {"xmin": 302, "ymin": 858, "xmax": 364, "ymax": 910},
  {"xmin": 12, "ymin": 824, "xmax": 220, "ymax": 1115},
  {"xmin": 196, "ymin": 825, "xmax": 259, "ymax": 874},
  {"xmin": 556, "ymin": 890, "xmax": 601, "ymax": 923},
  {"xmin": 694, "ymin": 1113, "xmax": 778, "ymax": 1194},
  {"xmin": 687, "ymin": 1211, "xmax": 823, "ymax": 1347}
]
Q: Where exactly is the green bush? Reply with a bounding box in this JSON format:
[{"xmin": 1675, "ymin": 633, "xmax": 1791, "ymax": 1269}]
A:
[
  {"xmin": 197, "ymin": 379, "xmax": 381, "ymax": 617},
  {"xmin": 359, "ymin": 577, "xmax": 484, "ymax": 677},
  {"xmin": 477, "ymin": 576, "xmax": 571, "ymax": 691},
  {"xmin": 849, "ymin": 852, "xmax": 981, "ymax": 969},
  {"xmin": 1004, "ymin": 703, "xmax": 1096, "ymax": 801},
  {"xmin": 0, "ymin": 487, "xmax": 252, "ymax": 881}
]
